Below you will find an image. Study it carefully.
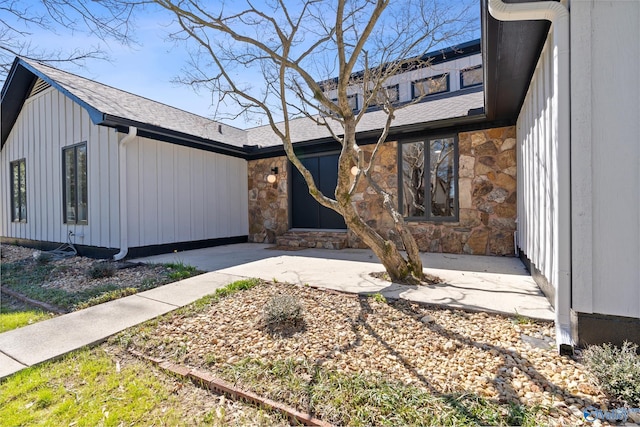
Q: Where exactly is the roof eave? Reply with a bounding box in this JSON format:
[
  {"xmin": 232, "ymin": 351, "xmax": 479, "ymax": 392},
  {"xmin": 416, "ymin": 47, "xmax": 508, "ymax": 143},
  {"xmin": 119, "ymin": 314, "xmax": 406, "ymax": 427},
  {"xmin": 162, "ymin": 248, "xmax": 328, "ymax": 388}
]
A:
[
  {"xmin": 103, "ymin": 115, "xmax": 248, "ymax": 159},
  {"xmin": 246, "ymin": 109, "xmax": 487, "ymax": 160},
  {"xmin": 481, "ymin": 0, "xmax": 552, "ymax": 121},
  {"xmin": 1, "ymin": 58, "xmax": 106, "ymax": 147}
]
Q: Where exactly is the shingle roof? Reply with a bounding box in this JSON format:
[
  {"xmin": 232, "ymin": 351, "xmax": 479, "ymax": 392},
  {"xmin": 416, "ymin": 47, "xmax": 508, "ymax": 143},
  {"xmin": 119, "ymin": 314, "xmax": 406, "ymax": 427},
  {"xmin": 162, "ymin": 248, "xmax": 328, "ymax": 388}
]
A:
[
  {"xmin": 2, "ymin": 57, "xmax": 485, "ymax": 154},
  {"xmin": 246, "ymin": 87, "xmax": 484, "ymax": 147},
  {"xmin": 5, "ymin": 58, "xmax": 248, "ymax": 148}
]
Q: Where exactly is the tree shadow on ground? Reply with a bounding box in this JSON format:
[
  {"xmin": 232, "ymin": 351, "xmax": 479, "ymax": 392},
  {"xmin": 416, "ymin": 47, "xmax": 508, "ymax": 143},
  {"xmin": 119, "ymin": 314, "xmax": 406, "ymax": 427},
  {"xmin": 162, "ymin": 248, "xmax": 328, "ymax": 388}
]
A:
[
  {"xmin": 354, "ymin": 296, "xmax": 599, "ymax": 417},
  {"xmin": 293, "ymin": 290, "xmax": 598, "ymax": 424}
]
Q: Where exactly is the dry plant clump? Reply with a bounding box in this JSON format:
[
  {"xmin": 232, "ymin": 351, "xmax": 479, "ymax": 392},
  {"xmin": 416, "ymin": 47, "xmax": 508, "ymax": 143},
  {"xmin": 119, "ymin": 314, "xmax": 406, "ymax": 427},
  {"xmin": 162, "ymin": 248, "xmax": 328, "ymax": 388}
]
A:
[{"xmin": 261, "ymin": 293, "xmax": 305, "ymax": 337}]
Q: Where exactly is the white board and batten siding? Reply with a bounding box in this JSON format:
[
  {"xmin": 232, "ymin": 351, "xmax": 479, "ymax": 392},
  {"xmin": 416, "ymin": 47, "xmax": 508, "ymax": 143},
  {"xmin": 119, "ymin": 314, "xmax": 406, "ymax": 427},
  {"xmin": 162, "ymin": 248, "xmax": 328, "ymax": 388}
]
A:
[
  {"xmin": 2, "ymin": 85, "xmax": 249, "ymax": 252},
  {"xmin": 124, "ymin": 136, "xmax": 248, "ymax": 248},
  {"xmin": 570, "ymin": 0, "xmax": 640, "ymax": 320},
  {"xmin": 519, "ymin": 0, "xmax": 640, "ymax": 321},
  {"xmin": 0, "ymin": 86, "xmax": 120, "ymax": 249},
  {"xmin": 516, "ymin": 29, "xmax": 559, "ymax": 303}
]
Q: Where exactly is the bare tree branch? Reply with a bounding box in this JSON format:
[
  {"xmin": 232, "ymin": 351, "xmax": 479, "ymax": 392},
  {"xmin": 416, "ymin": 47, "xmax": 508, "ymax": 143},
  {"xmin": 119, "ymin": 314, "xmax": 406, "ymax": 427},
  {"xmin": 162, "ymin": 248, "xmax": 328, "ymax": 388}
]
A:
[
  {"xmin": 152, "ymin": 0, "xmax": 476, "ymax": 282},
  {"xmin": 0, "ymin": 0, "xmax": 139, "ymax": 83}
]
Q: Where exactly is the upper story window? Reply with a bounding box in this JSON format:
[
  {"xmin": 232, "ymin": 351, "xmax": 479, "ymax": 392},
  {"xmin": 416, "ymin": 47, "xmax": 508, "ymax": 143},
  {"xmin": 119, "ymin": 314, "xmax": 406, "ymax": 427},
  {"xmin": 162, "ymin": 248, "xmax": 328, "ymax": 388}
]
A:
[
  {"xmin": 411, "ymin": 74, "xmax": 449, "ymax": 99},
  {"xmin": 331, "ymin": 94, "xmax": 359, "ymax": 111},
  {"xmin": 399, "ymin": 136, "xmax": 458, "ymax": 221},
  {"xmin": 460, "ymin": 65, "xmax": 483, "ymax": 88},
  {"xmin": 63, "ymin": 143, "xmax": 88, "ymax": 224},
  {"xmin": 368, "ymin": 84, "xmax": 400, "ymax": 105},
  {"xmin": 10, "ymin": 159, "xmax": 27, "ymax": 222}
]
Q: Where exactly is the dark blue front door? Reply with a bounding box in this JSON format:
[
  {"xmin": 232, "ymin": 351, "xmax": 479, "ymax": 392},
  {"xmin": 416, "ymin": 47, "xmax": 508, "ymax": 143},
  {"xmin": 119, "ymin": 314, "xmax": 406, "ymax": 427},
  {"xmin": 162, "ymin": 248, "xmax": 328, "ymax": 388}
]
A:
[{"xmin": 291, "ymin": 154, "xmax": 346, "ymax": 229}]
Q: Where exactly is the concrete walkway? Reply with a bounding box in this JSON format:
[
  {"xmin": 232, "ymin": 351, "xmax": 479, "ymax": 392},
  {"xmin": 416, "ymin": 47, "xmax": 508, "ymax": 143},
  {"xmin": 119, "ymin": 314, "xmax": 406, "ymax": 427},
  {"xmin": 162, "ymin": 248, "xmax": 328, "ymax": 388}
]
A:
[
  {"xmin": 0, "ymin": 243, "xmax": 553, "ymax": 379},
  {"xmin": 0, "ymin": 272, "xmax": 244, "ymax": 379},
  {"xmin": 136, "ymin": 243, "xmax": 553, "ymax": 320}
]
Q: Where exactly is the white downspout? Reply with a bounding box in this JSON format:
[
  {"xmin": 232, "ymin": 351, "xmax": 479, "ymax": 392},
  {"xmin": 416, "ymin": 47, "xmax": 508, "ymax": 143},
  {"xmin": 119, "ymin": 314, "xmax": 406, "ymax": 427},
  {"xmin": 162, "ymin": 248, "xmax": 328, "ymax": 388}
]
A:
[
  {"xmin": 113, "ymin": 126, "xmax": 137, "ymax": 261},
  {"xmin": 488, "ymin": 0, "xmax": 572, "ymax": 352}
]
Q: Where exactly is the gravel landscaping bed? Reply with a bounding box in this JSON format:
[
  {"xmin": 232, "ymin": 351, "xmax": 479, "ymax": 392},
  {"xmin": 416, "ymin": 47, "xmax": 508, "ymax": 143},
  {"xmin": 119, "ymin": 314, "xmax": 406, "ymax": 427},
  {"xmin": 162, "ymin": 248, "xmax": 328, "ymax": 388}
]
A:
[
  {"xmin": 0, "ymin": 244, "xmax": 196, "ymax": 314},
  {"xmin": 1, "ymin": 245, "xmax": 167, "ymax": 294},
  {"xmin": 120, "ymin": 280, "xmax": 609, "ymax": 426}
]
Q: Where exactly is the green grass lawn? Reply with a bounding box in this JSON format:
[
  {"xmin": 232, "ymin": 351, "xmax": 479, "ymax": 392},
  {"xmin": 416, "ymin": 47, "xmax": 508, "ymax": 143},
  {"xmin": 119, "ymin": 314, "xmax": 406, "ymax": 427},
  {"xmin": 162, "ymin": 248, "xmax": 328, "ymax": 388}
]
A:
[
  {"xmin": 0, "ymin": 295, "xmax": 54, "ymax": 333},
  {"xmin": 0, "ymin": 347, "xmax": 206, "ymax": 426},
  {"xmin": 0, "ymin": 309, "xmax": 54, "ymax": 333},
  {"xmin": 0, "ymin": 343, "xmax": 287, "ymax": 426}
]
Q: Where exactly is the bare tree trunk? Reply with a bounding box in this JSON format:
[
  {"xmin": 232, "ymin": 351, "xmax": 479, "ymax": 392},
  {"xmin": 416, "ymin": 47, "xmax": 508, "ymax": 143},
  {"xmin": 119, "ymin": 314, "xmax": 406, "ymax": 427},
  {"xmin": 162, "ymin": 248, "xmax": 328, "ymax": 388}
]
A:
[
  {"xmin": 333, "ymin": 120, "xmax": 424, "ymax": 283},
  {"xmin": 341, "ymin": 192, "xmax": 424, "ymax": 283},
  {"xmin": 150, "ymin": 0, "xmax": 474, "ymax": 284}
]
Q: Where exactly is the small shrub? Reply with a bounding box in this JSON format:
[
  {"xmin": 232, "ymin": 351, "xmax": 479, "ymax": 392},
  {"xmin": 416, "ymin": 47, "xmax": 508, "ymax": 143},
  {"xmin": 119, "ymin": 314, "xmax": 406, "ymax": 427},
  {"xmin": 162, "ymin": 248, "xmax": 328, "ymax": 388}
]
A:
[
  {"xmin": 583, "ymin": 341, "xmax": 640, "ymax": 406},
  {"xmin": 87, "ymin": 262, "xmax": 116, "ymax": 279},
  {"xmin": 370, "ymin": 293, "xmax": 387, "ymax": 304},
  {"xmin": 262, "ymin": 294, "xmax": 303, "ymax": 327}
]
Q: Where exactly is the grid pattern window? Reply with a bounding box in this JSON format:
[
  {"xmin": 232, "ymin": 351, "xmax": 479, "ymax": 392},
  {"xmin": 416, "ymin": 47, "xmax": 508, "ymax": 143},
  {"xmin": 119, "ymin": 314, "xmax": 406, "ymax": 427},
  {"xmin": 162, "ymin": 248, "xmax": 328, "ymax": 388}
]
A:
[
  {"xmin": 412, "ymin": 74, "xmax": 449, "ymax": 99},
  {"xmin": 10, "ymin": 159, "xmax": 27, "ymax": 222},
  {"xmin": 400, "ymin": 136, "xmax": 458, "ymax": 221},
  {"xmin": 460, "ymin": 65, "xmax": 483, "ymax": 88},
  {"xmin": 62, "ymin": 143, "xmax": 88, "ymax": 224}
]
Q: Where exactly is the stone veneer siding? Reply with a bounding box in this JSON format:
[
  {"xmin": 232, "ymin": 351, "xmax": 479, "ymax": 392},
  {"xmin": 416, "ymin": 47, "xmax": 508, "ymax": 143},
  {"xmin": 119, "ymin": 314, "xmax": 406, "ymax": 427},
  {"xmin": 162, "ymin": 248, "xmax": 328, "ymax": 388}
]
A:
[
  {"xmin": 247, "ymin": 125, "xmax": 516, "ymax": 255},
  {"xmin": 247, "ymin": 157, "xmax": 289, "ymax": 243}
]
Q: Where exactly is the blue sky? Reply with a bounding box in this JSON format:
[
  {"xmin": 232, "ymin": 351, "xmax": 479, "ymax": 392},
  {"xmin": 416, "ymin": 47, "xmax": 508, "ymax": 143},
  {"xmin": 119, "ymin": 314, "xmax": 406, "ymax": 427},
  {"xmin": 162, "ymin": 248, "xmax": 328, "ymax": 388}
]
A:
[
  {"xmin": 15, "ymin": 1, "xmax": 480, "ymax": 129},
  {"xmin": 24, "ymin": 6, "xmax": 236, "ymax": 124}
]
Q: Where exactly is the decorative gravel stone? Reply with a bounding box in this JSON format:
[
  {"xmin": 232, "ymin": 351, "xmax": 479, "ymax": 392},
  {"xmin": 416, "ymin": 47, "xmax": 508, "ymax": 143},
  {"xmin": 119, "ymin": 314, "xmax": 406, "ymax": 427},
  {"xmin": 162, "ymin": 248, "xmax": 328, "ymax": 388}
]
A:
[
  {"xmin": 126, "ymin": 281, "xmax": 610, "ymax": 426},
  {"xmin": 1, "ymin": 244, "xmax": 183, "ymax": 309}
]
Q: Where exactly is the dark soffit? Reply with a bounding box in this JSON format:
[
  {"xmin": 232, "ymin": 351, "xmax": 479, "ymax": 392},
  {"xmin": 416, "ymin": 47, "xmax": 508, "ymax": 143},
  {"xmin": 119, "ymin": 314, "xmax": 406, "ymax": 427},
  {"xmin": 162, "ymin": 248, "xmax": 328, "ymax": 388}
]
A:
[{"xmin": 481, "ymin": 0, "xmax": 552, "ymax": 122}]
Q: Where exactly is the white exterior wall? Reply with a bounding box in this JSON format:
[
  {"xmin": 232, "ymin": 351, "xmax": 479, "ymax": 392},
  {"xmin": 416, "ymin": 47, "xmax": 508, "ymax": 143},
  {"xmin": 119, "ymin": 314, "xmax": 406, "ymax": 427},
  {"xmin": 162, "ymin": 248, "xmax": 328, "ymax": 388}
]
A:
[
  {"xmin": 124, "ymin": 136, "xmax": 248, "ymax": 247},
  {"xmin": 570, "ymin": 0, "xmax": 640, "ymax": 319},
  {"xmin": 0, "ymin": 87, "xmax": 120, "ymax": 248},
  {"xmin": 2, "ymin": 85, "xmax": 249, "ymax": 252},
  {"xmin": 516, "ymin": 32, "xmax": 559, "ymax": 298}
]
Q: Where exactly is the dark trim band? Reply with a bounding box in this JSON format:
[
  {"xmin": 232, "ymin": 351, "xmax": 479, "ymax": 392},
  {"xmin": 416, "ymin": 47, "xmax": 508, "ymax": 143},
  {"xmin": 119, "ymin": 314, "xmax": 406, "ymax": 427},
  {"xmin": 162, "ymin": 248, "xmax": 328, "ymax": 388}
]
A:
[{"xmin": 1, "ymin": 235, "xmax": 248, "ymax": 260}]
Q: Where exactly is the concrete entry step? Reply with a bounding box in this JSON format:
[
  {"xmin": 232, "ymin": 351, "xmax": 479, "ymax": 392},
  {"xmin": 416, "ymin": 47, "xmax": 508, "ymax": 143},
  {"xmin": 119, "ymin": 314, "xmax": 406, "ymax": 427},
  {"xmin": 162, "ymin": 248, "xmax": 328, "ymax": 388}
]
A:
[{"xmin": 276, "ymin": 230, "xmax": 348, "ymax": 250}]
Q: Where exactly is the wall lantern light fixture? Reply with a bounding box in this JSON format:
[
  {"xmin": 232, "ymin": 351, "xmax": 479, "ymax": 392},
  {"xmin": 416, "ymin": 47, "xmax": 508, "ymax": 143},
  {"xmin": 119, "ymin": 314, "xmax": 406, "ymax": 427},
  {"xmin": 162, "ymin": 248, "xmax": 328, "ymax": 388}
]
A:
[{"xmin": 267, "ymin": 166, "xmax": 279, "ymax": 183}]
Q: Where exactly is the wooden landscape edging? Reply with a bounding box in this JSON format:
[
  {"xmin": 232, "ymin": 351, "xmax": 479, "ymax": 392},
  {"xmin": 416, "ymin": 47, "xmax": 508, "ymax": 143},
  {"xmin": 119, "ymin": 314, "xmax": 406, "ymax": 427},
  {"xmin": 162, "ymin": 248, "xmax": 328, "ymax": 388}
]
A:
[
  {"xmin": 128, "ymin": 349, "xmax": 332, "ymax": 427},
  {"xmin": 0, "ymin": 287, "xmax": 67, "ymax": 314}
]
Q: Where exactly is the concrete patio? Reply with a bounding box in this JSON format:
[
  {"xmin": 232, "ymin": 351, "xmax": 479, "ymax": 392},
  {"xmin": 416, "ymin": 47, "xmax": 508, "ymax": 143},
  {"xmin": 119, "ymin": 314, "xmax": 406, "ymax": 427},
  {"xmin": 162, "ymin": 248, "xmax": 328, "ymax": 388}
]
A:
[
  {"xmin": 0, "ymin": 242, "xmax": 553, "ymax": 380},
  {"xmin": 134, "ymin": 243, "xmax": 553, "ymax": 320}
]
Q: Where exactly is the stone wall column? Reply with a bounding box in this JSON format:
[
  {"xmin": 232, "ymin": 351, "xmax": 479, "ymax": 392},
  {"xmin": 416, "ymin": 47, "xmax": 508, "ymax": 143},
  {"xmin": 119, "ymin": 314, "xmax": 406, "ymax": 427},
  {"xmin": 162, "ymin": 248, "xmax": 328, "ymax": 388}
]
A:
[{"xmin": 247, "ymin": 157, "xmax": 288, "ymax": 243}]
